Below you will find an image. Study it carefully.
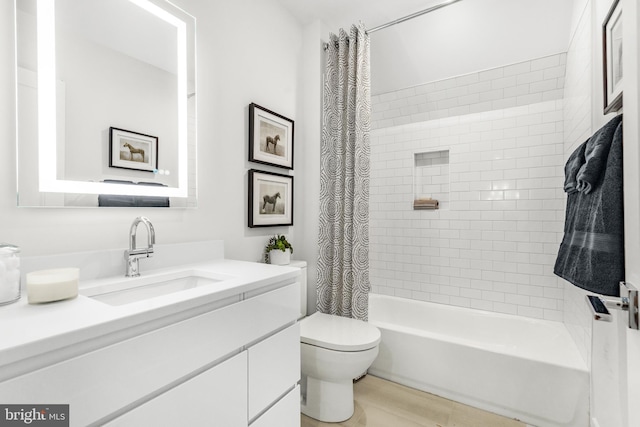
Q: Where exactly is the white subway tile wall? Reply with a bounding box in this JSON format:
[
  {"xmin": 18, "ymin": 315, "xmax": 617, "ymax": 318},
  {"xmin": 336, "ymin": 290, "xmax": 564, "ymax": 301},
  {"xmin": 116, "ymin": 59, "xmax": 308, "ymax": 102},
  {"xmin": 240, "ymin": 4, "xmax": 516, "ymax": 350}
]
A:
[
  {"xmin": 372, "ymin": 54, "xmax": 567, "ymax": 131},
  {"xmin": 370, "ymin": 53, "xmax": 567, "ymax": 321},
  {"xmin": 561, "ymin": 3, "xmax": 593, "ymax": 365}
]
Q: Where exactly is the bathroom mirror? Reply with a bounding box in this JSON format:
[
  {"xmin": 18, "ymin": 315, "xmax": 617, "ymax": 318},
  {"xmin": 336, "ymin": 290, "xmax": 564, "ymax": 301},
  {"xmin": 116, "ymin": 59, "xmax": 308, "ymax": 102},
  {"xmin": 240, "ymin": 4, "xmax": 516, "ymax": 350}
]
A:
[{"xmin": 15, "ymin": 0, "xmax": 197, "ymax": 207}]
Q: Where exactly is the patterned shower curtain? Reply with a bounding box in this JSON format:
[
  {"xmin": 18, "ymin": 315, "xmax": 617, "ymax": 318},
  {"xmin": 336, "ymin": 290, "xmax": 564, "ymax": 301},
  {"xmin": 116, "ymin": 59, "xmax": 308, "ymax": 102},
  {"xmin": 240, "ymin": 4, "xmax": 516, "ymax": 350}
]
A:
[{"xmin": 316, "ymin": 23, "xmax": 371, "ymax": 321}]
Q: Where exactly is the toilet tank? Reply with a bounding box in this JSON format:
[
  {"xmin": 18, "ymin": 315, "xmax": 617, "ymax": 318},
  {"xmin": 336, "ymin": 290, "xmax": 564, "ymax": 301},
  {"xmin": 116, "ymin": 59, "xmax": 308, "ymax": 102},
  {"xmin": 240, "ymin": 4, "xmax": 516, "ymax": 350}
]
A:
[{"xmin": 288, "ymin": 260, "xmax": 307, "ymax": 318}]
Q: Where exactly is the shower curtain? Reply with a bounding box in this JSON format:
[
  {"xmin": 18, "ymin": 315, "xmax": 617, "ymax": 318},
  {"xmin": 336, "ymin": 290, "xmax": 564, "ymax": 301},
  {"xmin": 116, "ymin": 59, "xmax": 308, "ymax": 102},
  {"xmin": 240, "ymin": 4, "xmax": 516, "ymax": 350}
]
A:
[{"xmin": 316, "ymin": 23, "xmax": 371, "ymax": 321}]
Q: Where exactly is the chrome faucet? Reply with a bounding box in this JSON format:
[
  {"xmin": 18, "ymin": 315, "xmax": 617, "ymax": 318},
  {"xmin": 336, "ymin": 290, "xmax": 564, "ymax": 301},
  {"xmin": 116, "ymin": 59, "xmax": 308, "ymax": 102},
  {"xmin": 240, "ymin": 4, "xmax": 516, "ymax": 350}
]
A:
[{"xmin": 124, "ymin": 216, "xmax": 156, "ymax": 277}]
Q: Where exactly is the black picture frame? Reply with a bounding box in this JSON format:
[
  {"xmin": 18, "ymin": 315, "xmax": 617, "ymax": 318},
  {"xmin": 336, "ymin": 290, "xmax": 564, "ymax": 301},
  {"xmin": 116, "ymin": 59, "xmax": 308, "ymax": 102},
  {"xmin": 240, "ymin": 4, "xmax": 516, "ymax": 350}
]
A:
[
  {"xmin": 248, "ymin": 169, "xmax": 293, "ymax": 227},
  {"xmin": 603, "ymin": 0, "xmax": 623, "ymax": 114},
  {"xmin": 249, "ymin": 103, "xmax": 294, "ymax": 169},
  {"xmin": 109, "ymin": 127, "xmax": 159, "ymax": 172}
]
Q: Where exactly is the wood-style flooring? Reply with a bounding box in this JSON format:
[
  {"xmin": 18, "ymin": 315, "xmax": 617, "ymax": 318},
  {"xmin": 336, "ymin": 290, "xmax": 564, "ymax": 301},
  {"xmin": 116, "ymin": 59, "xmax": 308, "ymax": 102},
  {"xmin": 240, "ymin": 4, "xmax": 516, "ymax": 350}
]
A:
[{"xmin": 301, "ymin": 375, "xmax": 525, "ymax": 427}]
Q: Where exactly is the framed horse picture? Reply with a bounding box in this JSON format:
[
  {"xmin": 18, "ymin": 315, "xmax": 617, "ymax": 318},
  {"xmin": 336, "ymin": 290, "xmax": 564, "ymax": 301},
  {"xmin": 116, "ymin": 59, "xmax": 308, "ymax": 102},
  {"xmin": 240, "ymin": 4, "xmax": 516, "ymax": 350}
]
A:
[
  {"xmin": 109, "ymin": 127, "xmax": 158, "ymax": 172},
  {"xmin": 248, "ymin": 169, "xmax": 293, "ymax": 227},
  {"xmin": 249, "ymin": 103, "xmax": 294, "ymax": 169}
]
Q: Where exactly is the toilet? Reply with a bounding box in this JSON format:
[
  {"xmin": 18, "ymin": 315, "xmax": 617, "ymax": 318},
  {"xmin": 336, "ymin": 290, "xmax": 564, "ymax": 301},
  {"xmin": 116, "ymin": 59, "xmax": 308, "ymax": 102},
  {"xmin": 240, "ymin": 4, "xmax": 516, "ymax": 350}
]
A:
[{"xmin": 289, "ymin": 261, "xmax": 381, "ymax": 423}]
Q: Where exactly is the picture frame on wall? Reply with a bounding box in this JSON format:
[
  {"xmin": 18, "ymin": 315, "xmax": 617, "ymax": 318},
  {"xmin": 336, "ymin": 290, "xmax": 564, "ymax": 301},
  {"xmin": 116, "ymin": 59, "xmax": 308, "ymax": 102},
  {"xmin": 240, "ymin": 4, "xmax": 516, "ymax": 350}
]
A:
[
  {"xmin": 248, "ymin": 169, "xmax": 293, "ymax": 227},
  {"xmin": 249, "ymin": 103, "xmax": 294, "ymax": 169},
  {"xmin": 109, "ymin": 127, "xmax": 158, "ymax": 172},
  {"xmin": 603, "ymin": 0, "xmax": 623, "ymax": 114}
]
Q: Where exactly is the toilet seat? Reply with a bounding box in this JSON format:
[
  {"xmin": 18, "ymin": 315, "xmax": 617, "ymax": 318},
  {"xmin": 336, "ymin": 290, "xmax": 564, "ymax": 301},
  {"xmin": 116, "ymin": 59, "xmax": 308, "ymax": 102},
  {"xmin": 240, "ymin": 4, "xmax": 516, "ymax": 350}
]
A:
[{"xmin": 300, "ymin": 312, "xmax": 381, "ymax": 352}]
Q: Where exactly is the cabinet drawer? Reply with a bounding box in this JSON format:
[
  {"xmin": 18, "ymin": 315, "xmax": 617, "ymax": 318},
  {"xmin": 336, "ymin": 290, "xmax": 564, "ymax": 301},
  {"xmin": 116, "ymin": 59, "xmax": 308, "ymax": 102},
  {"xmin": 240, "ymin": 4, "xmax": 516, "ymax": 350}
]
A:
[
  {"xmin": 0, "ymin": 283, "xmax": 299, "ymax": 426},
  {"xmin": 250, "ymin": 385, "xmax": 300, "ymax": 427},
  {"xmin": 106, "ymin": 352, "xmax": 248, "ymax": 427},
  {"xmin": 248, "ymin": 323, "xmax": 300, "ymax": 421}
]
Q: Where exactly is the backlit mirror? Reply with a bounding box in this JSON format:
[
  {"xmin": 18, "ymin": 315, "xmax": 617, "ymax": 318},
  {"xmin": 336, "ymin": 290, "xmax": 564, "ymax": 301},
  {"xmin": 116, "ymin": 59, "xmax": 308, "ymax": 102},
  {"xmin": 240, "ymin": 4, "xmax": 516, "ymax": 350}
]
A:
[{"xmin": 15, "ymin": 0, "xmax": 196, "ymax": 207}]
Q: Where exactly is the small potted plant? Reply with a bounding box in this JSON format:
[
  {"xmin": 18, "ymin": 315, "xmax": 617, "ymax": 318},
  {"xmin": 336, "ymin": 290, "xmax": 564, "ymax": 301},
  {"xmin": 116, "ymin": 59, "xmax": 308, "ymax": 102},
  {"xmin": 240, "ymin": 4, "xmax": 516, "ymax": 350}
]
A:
[{"xmin": 264, "ymin": 235, "xmax": 293, "ymax": 265}]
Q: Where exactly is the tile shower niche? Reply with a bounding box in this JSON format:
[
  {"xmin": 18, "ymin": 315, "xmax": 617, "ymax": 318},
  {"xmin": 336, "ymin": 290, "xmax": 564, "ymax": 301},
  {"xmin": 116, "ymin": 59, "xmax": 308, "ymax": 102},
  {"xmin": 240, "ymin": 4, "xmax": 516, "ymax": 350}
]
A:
[{"xmin": 413, "ymin": 150, "xmax": 449, "ymax": 210}]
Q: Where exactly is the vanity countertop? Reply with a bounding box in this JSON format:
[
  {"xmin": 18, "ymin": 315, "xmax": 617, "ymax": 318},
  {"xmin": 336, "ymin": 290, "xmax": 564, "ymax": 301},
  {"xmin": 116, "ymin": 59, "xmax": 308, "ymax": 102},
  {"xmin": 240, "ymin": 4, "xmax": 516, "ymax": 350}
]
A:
[{"xmin": 0, "ymin": 259, "xmax": 299, "ymax": 369}]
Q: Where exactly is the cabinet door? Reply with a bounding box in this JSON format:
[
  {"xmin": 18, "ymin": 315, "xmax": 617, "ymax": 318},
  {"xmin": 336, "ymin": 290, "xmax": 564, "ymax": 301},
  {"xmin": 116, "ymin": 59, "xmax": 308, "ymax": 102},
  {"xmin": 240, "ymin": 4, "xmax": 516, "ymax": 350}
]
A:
[
  {"xmin": 248, "ymin": 324, "xmax": 300, "ymax": 421},
  {"xmin": 250, "ymin": 385, "xmax": 300, "ymax": 427},
  {"xmin": 106, "ymin": 352, "xmax": 247, "ymax": 427}
]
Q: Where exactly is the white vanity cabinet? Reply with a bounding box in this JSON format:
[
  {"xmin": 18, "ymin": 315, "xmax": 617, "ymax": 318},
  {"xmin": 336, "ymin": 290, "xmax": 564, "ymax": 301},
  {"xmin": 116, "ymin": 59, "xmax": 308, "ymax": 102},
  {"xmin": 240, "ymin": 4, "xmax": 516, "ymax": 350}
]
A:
[
  {"xmin": 248, "ymin": 323, "xmax": 301, "ymax": 422},
  {"xmin": 106, "ymin": 352, "xmax": 249, "ymax": 426},
  {"xmin": 0, "ymin": 280, "xmax": 301, "ymax": 427}
]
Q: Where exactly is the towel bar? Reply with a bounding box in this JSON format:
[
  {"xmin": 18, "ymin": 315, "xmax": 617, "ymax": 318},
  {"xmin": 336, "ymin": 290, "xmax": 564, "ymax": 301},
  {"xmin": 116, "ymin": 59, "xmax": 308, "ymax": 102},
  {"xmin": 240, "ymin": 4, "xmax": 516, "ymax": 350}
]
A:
[{"xmin": 586, "ymin": 281, "xmax": 639, "ymax": 330}]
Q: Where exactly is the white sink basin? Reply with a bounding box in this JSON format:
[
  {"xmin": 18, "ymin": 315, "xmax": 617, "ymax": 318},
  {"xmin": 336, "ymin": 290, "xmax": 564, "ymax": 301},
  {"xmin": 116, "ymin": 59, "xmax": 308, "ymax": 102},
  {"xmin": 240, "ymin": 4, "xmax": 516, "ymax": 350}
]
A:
[{"xmin": 81, "ymin": 270, "xmax": 231, "ymax": 306}]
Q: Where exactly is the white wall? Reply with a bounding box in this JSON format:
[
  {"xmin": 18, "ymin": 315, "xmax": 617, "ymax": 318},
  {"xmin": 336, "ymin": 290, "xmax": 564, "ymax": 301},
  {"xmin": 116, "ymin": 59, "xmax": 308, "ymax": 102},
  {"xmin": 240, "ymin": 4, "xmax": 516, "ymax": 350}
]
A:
[
  {"xmin": 295, "ymin": 20, "xmax": 326, "ymax": 314},
  {"xmin": 0, "ymin": 0, "xmax": 307, "ymax": 262},
  {"xmin": 562, "ymin": 0, "xmax": 593, "ymax": 367},
  {"xmin": 369, "ymin": 0, "xmax": 574, "ymax": 95}
]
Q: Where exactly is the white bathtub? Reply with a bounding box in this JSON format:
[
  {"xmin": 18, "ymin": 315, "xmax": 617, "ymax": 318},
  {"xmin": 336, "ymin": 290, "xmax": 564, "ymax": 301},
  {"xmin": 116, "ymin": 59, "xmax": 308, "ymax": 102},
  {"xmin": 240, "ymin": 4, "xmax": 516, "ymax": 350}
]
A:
[{"xmin": 368, "ymin": 294, "xmax": 589, "ymax": 427}]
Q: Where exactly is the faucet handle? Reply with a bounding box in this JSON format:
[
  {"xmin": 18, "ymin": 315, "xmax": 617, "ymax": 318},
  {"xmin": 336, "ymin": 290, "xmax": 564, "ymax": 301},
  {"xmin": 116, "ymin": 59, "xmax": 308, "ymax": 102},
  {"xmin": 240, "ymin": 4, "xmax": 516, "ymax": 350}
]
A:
[{"xmin": 126, "ymin": 247, "xmax": 154, "ymax": 257}]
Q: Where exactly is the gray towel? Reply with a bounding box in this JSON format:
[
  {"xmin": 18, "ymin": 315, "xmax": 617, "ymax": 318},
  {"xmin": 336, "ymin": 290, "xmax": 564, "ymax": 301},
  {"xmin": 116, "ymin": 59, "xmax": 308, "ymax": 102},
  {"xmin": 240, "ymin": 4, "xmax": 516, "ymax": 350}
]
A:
[
  {"xmin": 554, "ymin": 116, "xmax": 624, "ymax": 296},
  {"xmin": 563, "ymin": 142, "xmax": 586, "ymax": 194},
  {"xmin": 576, "ymin": 114, "xmax": 622, "ymax": 194}
]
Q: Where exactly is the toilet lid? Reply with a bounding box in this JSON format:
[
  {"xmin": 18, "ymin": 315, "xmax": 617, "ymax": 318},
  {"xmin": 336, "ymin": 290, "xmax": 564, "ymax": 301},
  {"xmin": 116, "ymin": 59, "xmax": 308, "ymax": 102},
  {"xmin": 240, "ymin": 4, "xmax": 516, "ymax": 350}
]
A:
[{"xmin": 300, "ymin": 312, "xmax": 381, "ymax": 352}]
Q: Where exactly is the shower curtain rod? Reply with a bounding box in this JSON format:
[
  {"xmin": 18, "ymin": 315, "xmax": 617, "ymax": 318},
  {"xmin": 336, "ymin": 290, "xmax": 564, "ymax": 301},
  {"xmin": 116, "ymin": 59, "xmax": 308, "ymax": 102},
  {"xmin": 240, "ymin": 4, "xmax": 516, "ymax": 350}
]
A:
[
  {"xmin": 367, "ymin": 0, "xmax": 463, "ymax": 34},
  {"xmin": 323, "ymin": 0, "xmax": 463, "ymax": 50}
]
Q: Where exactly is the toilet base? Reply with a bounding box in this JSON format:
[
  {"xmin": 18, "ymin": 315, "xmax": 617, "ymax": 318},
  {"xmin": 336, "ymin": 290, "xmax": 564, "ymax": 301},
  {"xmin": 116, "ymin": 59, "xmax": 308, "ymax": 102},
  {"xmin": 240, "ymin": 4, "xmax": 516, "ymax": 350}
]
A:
[{"xmin": 301, "ymin": 375, "xmax": 354, "ymax": 422}]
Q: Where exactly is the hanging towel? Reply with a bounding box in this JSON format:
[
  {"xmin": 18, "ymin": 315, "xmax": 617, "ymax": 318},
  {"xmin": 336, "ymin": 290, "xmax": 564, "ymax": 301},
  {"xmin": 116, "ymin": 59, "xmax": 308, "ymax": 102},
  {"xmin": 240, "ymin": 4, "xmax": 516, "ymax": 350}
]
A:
[
  {"xmin": 576, "ymin": 114, "xmax": 622, "ymax": 194},
  {"xmin": 563, "ymin": 142, "xmax": 586, "ymax": 194},
  {"xmin": 554, "ymin": 116, "xmax": 624, "ymax": 296}
]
